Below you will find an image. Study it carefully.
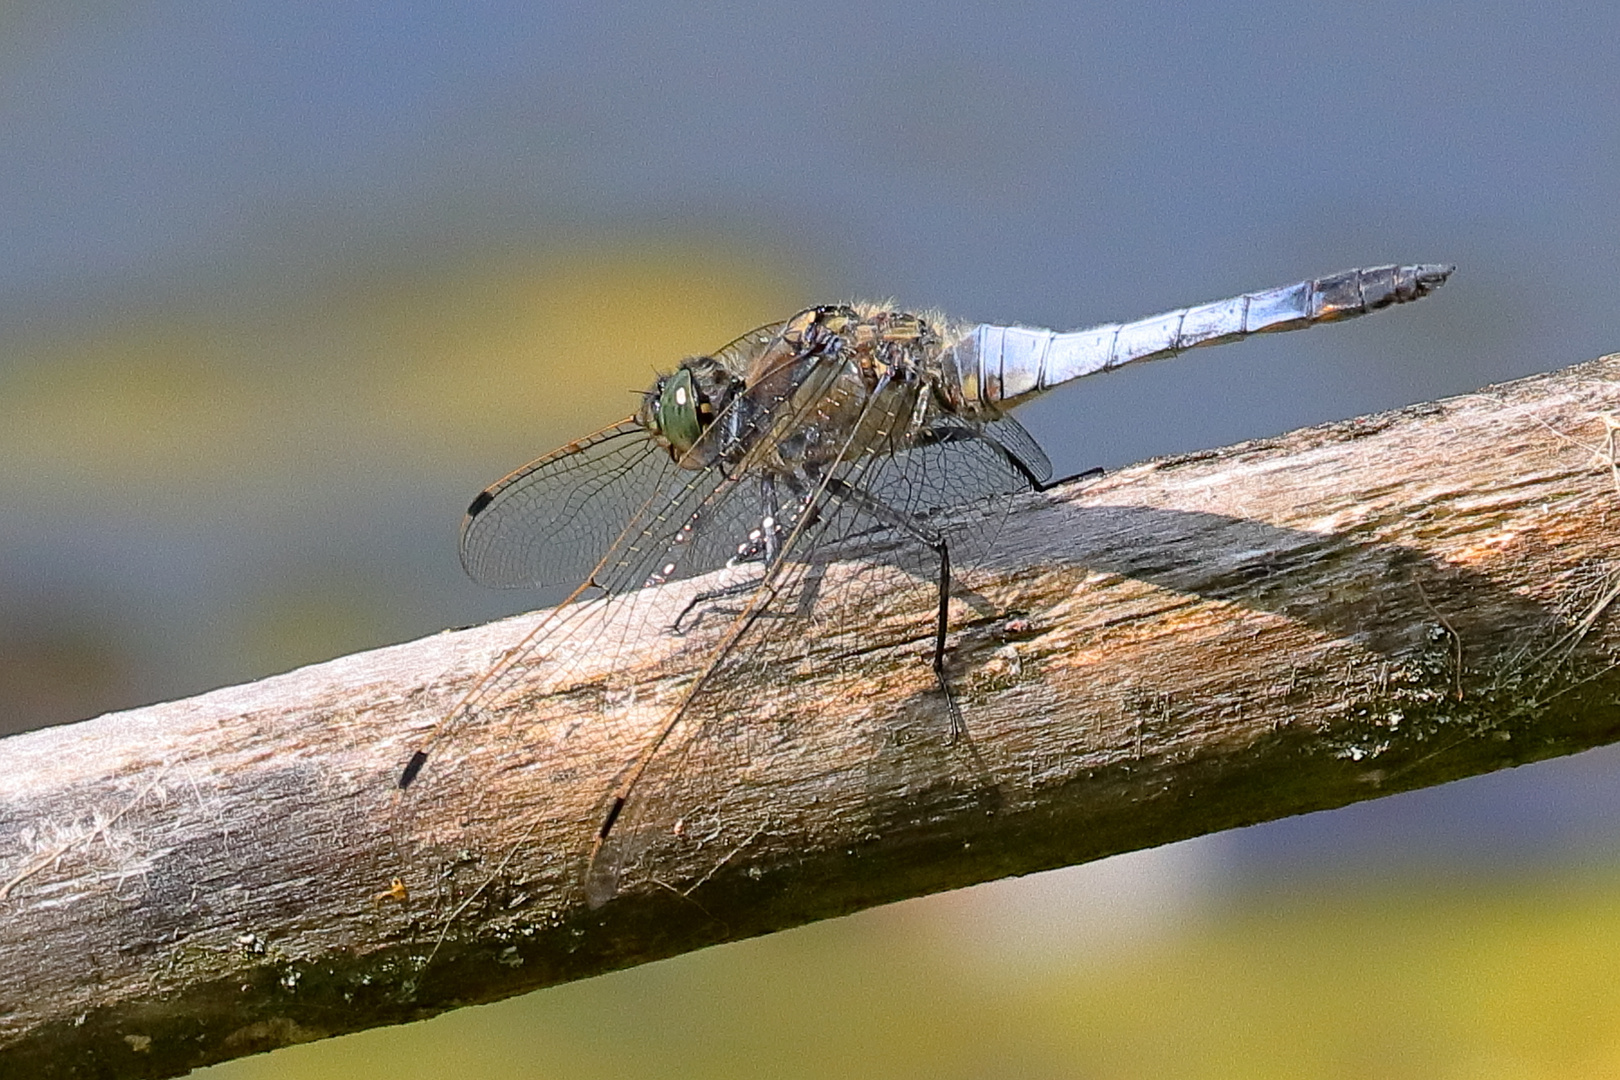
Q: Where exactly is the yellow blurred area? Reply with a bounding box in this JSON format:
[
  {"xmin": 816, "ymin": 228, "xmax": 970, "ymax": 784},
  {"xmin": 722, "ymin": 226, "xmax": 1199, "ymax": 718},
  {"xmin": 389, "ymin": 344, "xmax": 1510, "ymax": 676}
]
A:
[
  {"xmin": 0, "ymin": 243, "xmax": 808, "ymax": 504},
  {"xmin": 357, "ymin": 246, "xmax": 810, "ymax": 449},
  {"xmin": 203, "ymin": 870, "xmax": 1620, "ymax": 1080}
]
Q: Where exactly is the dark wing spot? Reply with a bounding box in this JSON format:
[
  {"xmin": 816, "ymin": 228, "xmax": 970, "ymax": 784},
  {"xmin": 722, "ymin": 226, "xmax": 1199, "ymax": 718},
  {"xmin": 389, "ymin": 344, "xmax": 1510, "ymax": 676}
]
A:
[
  {"xmin": 466, "ymin": 490, "xmax": 495, "ymax": 517},
  {"xmin": 599, "ymin": 795, "xmax": 626, "ymax": 838},
  {"xmin": 399, "ymin": 750, "xmax": 429, "ymax": 789}
]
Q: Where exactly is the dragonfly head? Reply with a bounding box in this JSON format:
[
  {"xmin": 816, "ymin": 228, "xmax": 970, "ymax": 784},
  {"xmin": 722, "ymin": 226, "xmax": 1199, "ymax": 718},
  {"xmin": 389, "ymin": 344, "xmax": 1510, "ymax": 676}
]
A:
[{"xmin": 638, "ymin": 356, "xmax": 744, "ymax": 464}]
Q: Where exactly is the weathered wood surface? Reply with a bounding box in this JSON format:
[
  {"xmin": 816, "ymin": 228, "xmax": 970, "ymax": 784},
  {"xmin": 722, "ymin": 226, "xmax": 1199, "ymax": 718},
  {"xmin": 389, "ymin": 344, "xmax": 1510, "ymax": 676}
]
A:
[{"xmin": 3, "ymin": 356, "xmax": 1620, "ymax": 1078}]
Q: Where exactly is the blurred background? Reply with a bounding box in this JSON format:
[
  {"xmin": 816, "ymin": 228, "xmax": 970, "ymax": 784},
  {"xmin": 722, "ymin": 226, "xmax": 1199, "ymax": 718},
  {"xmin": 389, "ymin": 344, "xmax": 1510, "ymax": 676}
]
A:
[{"xmin": 4, "ymin": 1, "xmax": 1620, "ymax": 1076}]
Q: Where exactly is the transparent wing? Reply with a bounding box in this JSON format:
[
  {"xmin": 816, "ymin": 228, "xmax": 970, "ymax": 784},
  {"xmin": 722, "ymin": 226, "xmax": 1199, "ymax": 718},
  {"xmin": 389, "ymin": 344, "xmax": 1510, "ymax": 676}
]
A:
[
  {"xmin": 582, "ymin": 368, "xmax": 1042, "ymax": 904},
  {"xmin": 859, "ymin": 413, "xmax": 1050, "ymax": 528},
  {"xmin": 455, "ymin": 319, "xmax": 785, "ymax": 591},
  {"xmin": 401, "ymin": 331, "xmax": 800, "ymax": 793},
  {"xmin": 710, "ymin": 320, "xmax": 785, "ymax": 374},
  {"xmin": 456, "ymin": 320, "xmax": 790, "ymax": 592},
  {"xmin": 982, "ymin": 415, "xmax": 1053, "ymax": 487},
  {"xmin": 460, "ymin": 419, "xmax": 671, "ymax": 589}
]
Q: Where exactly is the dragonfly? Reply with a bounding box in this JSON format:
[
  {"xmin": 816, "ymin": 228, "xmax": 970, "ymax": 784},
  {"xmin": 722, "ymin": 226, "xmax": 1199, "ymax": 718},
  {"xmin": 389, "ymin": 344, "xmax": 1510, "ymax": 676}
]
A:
[{"xmin": 400, "ymin": 263, "xmax": 1453, "ymax": 907}]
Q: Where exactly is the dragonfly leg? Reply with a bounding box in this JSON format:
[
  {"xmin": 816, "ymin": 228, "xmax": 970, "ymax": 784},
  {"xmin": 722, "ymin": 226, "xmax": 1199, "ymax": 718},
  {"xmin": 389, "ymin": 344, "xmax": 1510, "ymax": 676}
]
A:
[
  {"xmin": 672, "ymin": 575, "xmax": 765, "ymax": 634},
  {"xmin": 821, "ymin": 476, "xmax": 965, "ymax": 739},
  {"xmin": 933, "ymin": 540, "xmax": 966, "ymax": 740},
  {"xmin": 672, "ymin": 472, "xmax": 796, "ymax": 634}
]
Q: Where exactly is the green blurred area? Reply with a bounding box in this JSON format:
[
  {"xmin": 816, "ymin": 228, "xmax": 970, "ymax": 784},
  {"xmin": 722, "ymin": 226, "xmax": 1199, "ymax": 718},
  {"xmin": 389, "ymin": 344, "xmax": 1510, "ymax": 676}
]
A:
[{"xmin": 200, "ymin": 868, "xmax": 1620, "ymax": 1080}]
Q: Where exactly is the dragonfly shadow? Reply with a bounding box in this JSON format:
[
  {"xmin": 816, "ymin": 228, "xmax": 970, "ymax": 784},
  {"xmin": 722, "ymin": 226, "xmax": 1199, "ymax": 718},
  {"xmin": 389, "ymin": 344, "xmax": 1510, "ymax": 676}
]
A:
[
  {"xmin": 823, "ymin": 493, "xmax": 1582, "ymax": 895},
  {"xmin": 1029, "ymin": 500, "xmax": 1562, "ymax": 661},
  {"xmin": 582, "ymin": 499, "xmax": 1573, "ymax": 908}
]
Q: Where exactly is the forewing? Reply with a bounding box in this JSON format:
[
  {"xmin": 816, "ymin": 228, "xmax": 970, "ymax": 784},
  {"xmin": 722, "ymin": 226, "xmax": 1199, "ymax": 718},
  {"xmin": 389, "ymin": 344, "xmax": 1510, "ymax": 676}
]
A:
[
  {"xmin": 397, "ymin": 420, "xmax": 769, "ymax": 861},
  {"xmin": 710, "ymin": 321, "xmax": 785, "ymax": 376},
  {"xmin": 459, "ymin": 419, "xmax": 678, "ymax": 589},
  {"xmin": 457, "ymin": 320, "xmax": 787, "ymax": 591}
]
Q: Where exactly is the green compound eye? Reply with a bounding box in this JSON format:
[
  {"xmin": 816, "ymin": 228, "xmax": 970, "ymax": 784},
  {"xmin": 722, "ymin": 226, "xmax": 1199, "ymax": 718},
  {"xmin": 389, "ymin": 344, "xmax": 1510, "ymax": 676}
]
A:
[{"xmin": 657, "ymin": 367, "xmax": 703, "ymax": 455}]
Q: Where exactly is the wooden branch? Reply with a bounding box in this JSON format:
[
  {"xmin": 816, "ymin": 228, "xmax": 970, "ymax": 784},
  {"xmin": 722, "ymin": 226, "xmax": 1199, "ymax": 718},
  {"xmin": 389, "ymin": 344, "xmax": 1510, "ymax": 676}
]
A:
[{"xmin": 4, "ymin": 356, "xmax": 1620, "ymax": 1078}]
